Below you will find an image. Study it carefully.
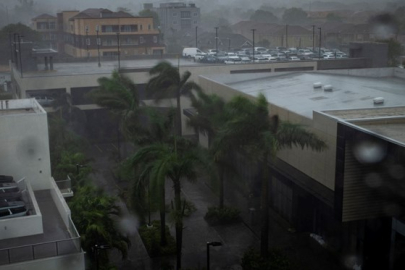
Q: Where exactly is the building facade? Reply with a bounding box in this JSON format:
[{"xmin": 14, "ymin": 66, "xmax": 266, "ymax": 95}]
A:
[
  {"xmin": 148, "ymin": 2, "xmax": 200, "ymax": 37},
  {"xmin": 31, "ymin": 14, "xmax": 58, "ymax": 49}
]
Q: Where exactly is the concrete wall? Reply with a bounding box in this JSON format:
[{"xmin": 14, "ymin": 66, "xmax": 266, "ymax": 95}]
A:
[
  {"xmin": 0, "ymin": 252, "xmax": 85, "ymax": 270},
  {"xmin": 197, "ymin": 76, "xmax": 337, "ymax": 191},
  {"xmin": 49, "ymin": 177, "xmax": 71, "ymax": 228},
  {"xmin": 317, "ymin": 58, "xmax": 371, "ymax": 70},
  {"xmin": 0, "ymin": 100, "xmax": 52, "ymax": 190}
]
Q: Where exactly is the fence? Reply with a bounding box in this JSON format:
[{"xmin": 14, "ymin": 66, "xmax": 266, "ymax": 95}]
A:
[{"xmin": 0, "ymin": 237, "xmax": 81, "ymax": 265}]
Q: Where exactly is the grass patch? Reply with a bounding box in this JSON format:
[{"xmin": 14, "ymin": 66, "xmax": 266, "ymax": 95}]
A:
[
  {"xmin": 204, "ymin": 206, "xmax": 241, "ymax": 226},
  {"xmin": 138, "ymin": 220, "xmax": 176, "ymax": 257},
  {"xmin": 241, "ymin": 247, "xmax": 291, "ymax": 270}
]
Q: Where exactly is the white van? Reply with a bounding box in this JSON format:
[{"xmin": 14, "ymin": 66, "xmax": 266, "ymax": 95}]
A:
[{"xmin": 182, "ymin": 48, "xmax": 206, "ymax": 58}]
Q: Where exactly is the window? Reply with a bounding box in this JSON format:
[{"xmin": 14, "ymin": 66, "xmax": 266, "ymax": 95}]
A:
[
  {"xmin": 153, "ymin": 36, "xmax": 157, "ymax": 43},
  {"xmin": 194, "ymin": 20, "xmax": 197, "ymax": 24},
  {"xmin": 102, "ymin": 25, "xmax": 119, "ymax": 33},
  {"xmin": 120, "ymin": 25, "xmax": 138, "ymax": 32},
  {"xmin": 123, "ymin": 38, "xmax": 133, "ymax": 45},
  {"xmin": 140, "ymin": 36, "xmax": 145, "ymax": 44},
  {"xmin": 173, "ymin": 12, "xmax": 177, "ymax": 17},
  {"xmin": 181, "ymin": 11, "xmax": 191, "ymax": 18},
  {"xmin": 193, "ymin": 12, "xmax": 197, "ymax": 16},
  {"xmin": 173, "ymin": 21, "xmax": 177, "ymax": 25},
  {"xmin": 140, "ymin": 24, "xmax": 143, "ymax": 31},
  {"xmin": 49, "ymin": 22, "xmax": 56, "ymax": 29},
  {"xmin": 148, "ymin": 24, "xmax": 151, "ymax": 30},
  {"xmin": 37, "ymin": 22, "xmax": 48, "ymax": 30}
]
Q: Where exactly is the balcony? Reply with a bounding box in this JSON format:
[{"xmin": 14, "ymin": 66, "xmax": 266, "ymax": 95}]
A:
[{"xmin": 56, "ymin": 175, "xmax": 74, "ymax": 198}]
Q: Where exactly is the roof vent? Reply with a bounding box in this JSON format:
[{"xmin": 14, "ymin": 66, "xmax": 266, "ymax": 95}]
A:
[
  {"xmin": 373, "ymin": 97, "xmax": 384, "ymax": 105},
  {"xmin": 313, "ymin": 82, "xmax": 322, "ymax": 88},
  {"xmin": 323, "ymin": 85, "xmax": 333, "ymax": 92}
]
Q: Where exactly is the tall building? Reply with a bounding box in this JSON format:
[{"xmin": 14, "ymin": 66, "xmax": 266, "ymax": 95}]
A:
[
  {"xmin": 147, "ymin": 2, "xmax": 200, "ymax": 36},
  {"xmin": 31, "ymin": 14, "xmax": 58, "ymax": 49}
]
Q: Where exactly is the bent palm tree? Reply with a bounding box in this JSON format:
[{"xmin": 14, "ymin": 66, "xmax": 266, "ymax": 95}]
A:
[
  {"xmin": 215, "ymin": 94, "xmax": 326, "ymax": 257},
  {"xmin": 129, "ymin": 136, "xmax": 211, "ymax": 270},
  {"xmin": 147, "ymin": 61, "xmax": 202, "ymax": 136}
]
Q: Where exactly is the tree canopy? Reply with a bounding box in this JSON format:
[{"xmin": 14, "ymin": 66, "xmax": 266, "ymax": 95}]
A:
[
  {"xmin": 250, "ymin": 10, "xmax": 278, "ymax": 24},
  {"xmin": 282, "ymin": 8, "xmax": 309, "ymax": 25}
]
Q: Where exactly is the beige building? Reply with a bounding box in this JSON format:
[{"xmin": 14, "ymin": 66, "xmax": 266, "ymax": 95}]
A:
[
  {"xmin": 31, "ymin": 14, "xmax": 58, "ymax": 49},
  {"xmin": 54, "ymin": 8, "xmax": 165, "ymax": 57}
]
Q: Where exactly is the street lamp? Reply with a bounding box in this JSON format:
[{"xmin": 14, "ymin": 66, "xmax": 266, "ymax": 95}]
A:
[
  {"xmin": 195, "ymin": 26, "xmax": 198, "ymax": 48},
  {"xmin": 285, "ymin": 24, "xmax": 289, "ymax": 48},
  {"xmin": 85, "ymin": 26, "xmax": 89, "ymax": 58},
  {"xmin": 312, "ymin": 25, "xmax": 315, "ymax": 53},
  {"xmin": 96, "ymin": 25, "xmax": 101, "ymax": 67},
  {"xmin": 251, "ymin": 29, "xmax": 256, "ymax": 62},
  {"xmin": 215, "ymin": 27, "xmax": 219, "ymax": 55},
  {"xmin": 93, "ymin": 244, "xmax": 111, "ymax": 270},
  {"xmin": 207, "ymin": 241, "xmax": 222, "ymax": 270},
  {"xmin": 116, "ymin": 32, "xmax": 121, "ymax": 71},
  {"xmin": 227, "ymin": 38, "xmax": 231, "ymax": 52},
  {"xmin": 318, "ymin": 27, "xmax": 322, "ymax": 59}
]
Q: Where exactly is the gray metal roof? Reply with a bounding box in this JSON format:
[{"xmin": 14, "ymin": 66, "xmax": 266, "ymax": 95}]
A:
[{"xmin": 214, "ymin": 72, "xmax": 405, "ymax": 119}]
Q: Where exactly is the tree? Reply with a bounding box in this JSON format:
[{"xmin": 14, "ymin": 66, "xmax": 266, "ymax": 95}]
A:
[
  {"xmin": 369, "ymin": 12, "xmax": 399, "ymax": 39},
  {"xmin": 129, "ymin": 136, "xmax": 211, "ymax": 270},
  {"xmin": 69, "ymin": 185, "xmax": 130, "ymax": 268},
  {"xmin": 147, "ymin": 61, "xmax": 201, "ymax": 136},
  {"xmin": 188, "ymin": 91, "xmax": 237, "ymax": 209},
  {"xmin": 250, "ymin": 10, "xmax": 278, "ymax": 24},
  {"xmin": 378, "ymin": 38, "xmax": 403, "ymax": 66},
  {"xmin": 90, "ymin": 70, "xmax": 142, "ymax": 151},
  {"xmin": 139, "ymin": 9, "xmax": 160, "ymax": 29},
  {"xmin": 282, "ymin": 8, "xmax": 308, "ymax": 25},
  {"xmin": 215, "ymin": 94, "xmax": 326, "ymax": 257}
]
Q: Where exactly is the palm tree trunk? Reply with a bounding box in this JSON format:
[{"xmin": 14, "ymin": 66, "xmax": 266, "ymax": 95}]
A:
[
  {"xmin": 260, "ymin": 155, "xmax": 270, "ymax": 257},
  {"xmin": 160, "ymin": 183, "xmax": 167, "ymax": 246},
  {"xmin": 174, "ymin": 180, "xmax": 183, "ymax": 270},
  {"xmin": 176, "ymin": 91, "xmax": 182, "ymax": 136},
  {"xmin": 219, "ymin": 166, "xmax": 225, "ymax": 208}
]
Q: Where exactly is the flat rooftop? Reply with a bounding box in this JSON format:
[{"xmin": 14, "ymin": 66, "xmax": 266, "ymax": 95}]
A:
[
  {"xmin": 27, "ymin": 58, "xmax": 204, "ymax": 77},
  {"xmin": 208, "ymin": 72, "xmax": 405, "ymax": 119},
  {"xmin": 0, "ymin": 99, "xmax": 44, "ymax": 116}
]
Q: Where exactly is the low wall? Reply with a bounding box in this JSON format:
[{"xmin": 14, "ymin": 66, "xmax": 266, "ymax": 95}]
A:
[
  {"xmin": 49, "ymin": 177, "xmax": 71, "ymax": 228},
  {"xmin": 317, "ymin": 58, "xmax": 371, "ymax": 70}
]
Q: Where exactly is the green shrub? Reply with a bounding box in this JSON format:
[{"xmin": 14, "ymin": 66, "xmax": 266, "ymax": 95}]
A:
[
  {"xmin": 241, "ymin": 247, "xmax": 291, "ymax": 270},
  {"xmin": 204, "ymin": 206, "xmax": 241, "ymax": 225},
  {"xmin": 138, "ymin": 220, "xmax": 176, "ymax": 257}
]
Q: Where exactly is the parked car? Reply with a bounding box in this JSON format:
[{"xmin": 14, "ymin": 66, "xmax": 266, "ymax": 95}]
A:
[
  {"xmin": 240, "ymin": 56, "xmax": 251, "ymax": 63},
  {"xmin": 207, "ymin": 49, "xmax": 219, "ymax": 55},
  {"xmin": 34, "ymin": 96, "xmax": 55, "ymax": 107},
  {"xmin": 224, "ymin": 56, "xmax": 241, "ymax": 64},
  {"xmin": 194, "ymin": 53, "xmax": 206, "ymax": 61},
  {"xmin": 288, "ymin": 56, "xmax": 301, "ymax": 61},
  {"xmin": 200, "ymin": 55, "xmax": 217, "ymax": 63},
  {"xmin": 182, "ymin": 47, "xmax": 206, "ymax": 58}
]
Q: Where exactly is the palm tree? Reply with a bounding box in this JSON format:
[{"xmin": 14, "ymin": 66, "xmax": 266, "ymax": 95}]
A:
[
  {"xmin": 146, "ymin": 61, "xmax": 201, "ymax": 136},
  {"xmin": 215, "ymin": 94, "xmax": 327, "ymax": 257},
  {"xmin": 90, "ymin": 70, "xmax": 142, "ymax": 156},
  {"xmin": 69, "ymin": 184, "xmax": 130, "ymax": 268},
  {"xmin": 129, "ymin": 108, "xmax": 176, "ymax": 246},
  {"xmin": 188, "ymin": 91, "xmax": 236, "ymax": 208},
  {"xmin": 129, "ymin": 136, "xmax": 211, "ymax": 270}
]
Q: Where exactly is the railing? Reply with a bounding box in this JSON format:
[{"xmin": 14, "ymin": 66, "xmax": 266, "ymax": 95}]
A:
[
  {"xmin": 68, "ymin": 215, "xmax": 82, "ymax": 252},
  {"xmin": 55, "ymin": 176, "xmax": 72, "ymax": 191},
  {"xmin": 0, "ymin": 237, "xmax": 81, "ymax": 265}
]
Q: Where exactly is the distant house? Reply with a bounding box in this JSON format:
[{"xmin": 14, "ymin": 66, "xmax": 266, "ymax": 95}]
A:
[{"xmin": 232, "ymin": 21, "xmax": 314, "ymax": 48}]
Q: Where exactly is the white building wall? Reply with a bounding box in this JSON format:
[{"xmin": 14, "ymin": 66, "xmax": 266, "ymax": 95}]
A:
[{"xmin": 0, "ymin": 100, "xmax": 52, "ymax": 190}]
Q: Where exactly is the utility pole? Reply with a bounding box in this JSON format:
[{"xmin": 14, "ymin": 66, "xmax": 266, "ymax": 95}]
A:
[
  {"xmin": 318, "ymin": 27, "xmax": 322, "ymax": 59},
  {"xmin": 285, "ymin": 24, "xmax": 289, "ymax": 48},
  {"xmin": 228, "ymin": 38, "xmax": 231, "ymax": 52},
  {"xmin": 96, "ymin": 25, "xmax": 101, "ymax": 67},
  {"xmin": 195, "ymin": 26, "xmax": 198, "ymax": 48},
  {"xmin": 312, "ymin": 25, "xmax": 315, "ymax": 53},
  {"xmin": 85, "ymin": 26, "xmax": 89, "ymax": 58},
  {"xmin": 117, "ymin": 32, "xmax": 120, "ymax": 71},
  {"xmin": 17, "ymin": 34, "xmax": 23, "ymax": 78},
  {"xmin": 215, "ymin": 27, "xmax": 218, "ymax": 54},
  {"xmin": 251, "ymin": 29, "xmax": 256, "ymax": 62}
]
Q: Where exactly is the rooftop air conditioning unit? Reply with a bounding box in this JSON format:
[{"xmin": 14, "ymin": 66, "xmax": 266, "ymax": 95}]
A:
[
  {"xmin": 323, "ymin": 85, "xmax": 333, "ymax": 92},
  {"xmin": 313, "ymin": 82, "xmax": 322, "ymax": 88},
  {"xmin": 373, "ymin": 97, "xmax": 384, "ymax": 104}
]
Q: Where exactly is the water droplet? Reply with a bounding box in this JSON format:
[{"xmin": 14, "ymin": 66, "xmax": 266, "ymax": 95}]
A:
[{"xmin": 352, "ymin": 139, "xmax": 387, "ymax": 164}]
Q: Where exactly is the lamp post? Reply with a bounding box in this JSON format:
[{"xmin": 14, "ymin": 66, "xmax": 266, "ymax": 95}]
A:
[
  {"xmin": 94, "ymin": 244, "xmax": 111, "ymax": 270},
  {"xmin": 96, "ymin": 25, "xmax": 101, "ymax": 67},
  {"xmin": 117, "ymin": 32, "xmax": 120, "ymax": 71},
  {"xmin": 207, "ymin": 241, "xmax": 222, "ymax": 270},
  {"xmin": 285, "ymin": 24, "xmax": 289, "ymax": 48},
  {"xmin": 17, "ymin": 34, "xmax": 23, "ymax": 78},
  {"xmin": 312, "ymin": 25, "xmax": 315, "ymax": 53},
  {"xmin": 195, "ymin": 26, "xmax": 198, "ymax": 48},
  {"xmin": 85, "ymin": 26, "xmax": 89, "ymax": 58},
  {"xmin": 227, "ymin": 38, "xmax": 231, "ymax": 52},
  {"xmin": 215, "ymin": 27, "xmax": 218, "ymax": 55},
  {"xmin": 251, "ymin": 29, "xmax": 256, "ymax": 62},
  {"xmin": 318, "ymin": 27, "xmax": 322, "ymax": 59}
]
